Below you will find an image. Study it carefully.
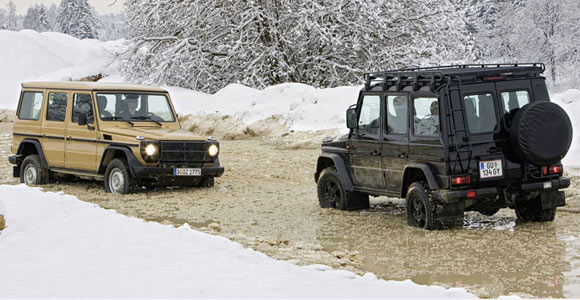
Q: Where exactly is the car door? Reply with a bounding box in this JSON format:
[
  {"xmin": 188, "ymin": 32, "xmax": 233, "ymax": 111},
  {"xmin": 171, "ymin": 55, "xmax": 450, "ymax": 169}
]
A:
[
  {"xmin": 65, "ymin": 93, "xmax": 98, "ymax": 171},
  {"xmin": 382, "ymin": 94, "xmax": 409, "ymax": 192},
  {"xmin": 41, "ymin": 90, "xmax": 69, "ymax": 168},
  {"xmin": 350, "ymin": 93, "xmax": 384, "ymax": 190}
]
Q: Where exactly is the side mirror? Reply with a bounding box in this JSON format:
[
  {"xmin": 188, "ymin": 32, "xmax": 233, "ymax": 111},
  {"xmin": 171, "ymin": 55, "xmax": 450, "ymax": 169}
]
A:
[
  {"xmin": 78, "ymin": 112, "xmax": 88, "ymax": 126},
  {"xmin": 346, "ymin": 108, "xmax": 357, "ymax": 129}
]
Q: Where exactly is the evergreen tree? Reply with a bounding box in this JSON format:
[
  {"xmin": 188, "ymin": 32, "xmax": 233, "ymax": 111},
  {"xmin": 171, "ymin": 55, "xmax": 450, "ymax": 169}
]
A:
[
  {"xmin": 6, "ymin": 1, "xmax": 18, "ymax": 30},
  {"xmin": 47, "ymin": 4, "xmax": 58, "ymax": 31},
  {"xmin": 23, "ymin": 4, "xmax": 50, "ymax": 32},
  {"xmin": 56, "ymin": 0, "xmax": 100, "ymax": 39},
  {"xmin": 0, "ymin": 8, "xmax": 7, "ymax": 30}
]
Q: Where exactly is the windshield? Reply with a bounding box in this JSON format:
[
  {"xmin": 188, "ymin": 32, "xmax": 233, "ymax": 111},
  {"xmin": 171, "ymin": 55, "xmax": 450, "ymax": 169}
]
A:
[{"xmin": 96, "ymin": 93, "xmax": 176, "ymax": 122}]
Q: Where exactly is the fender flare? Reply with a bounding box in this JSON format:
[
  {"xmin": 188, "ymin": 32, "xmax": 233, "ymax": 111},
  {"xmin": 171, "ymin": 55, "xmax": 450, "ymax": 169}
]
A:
[
  {"xmin": 99, "ymin": 145, "xmax": 142, "ymax": 177},
  {"xmin": 17, "ymin": 139, "xmax": 49, "ymax": 168},
  {"xmin": 402, "ymin": 162, "xmax": 440, "ymax": 195},
  {"xmin": 315, "ymin": 153, "xmax": 354, "ymax": 191}
]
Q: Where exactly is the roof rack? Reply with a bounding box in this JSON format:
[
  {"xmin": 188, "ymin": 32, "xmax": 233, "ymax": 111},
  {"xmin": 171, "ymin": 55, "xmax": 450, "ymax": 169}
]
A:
[{"xmin": 364, "ymin": 63, "xmax": 545, "ymax": 92}]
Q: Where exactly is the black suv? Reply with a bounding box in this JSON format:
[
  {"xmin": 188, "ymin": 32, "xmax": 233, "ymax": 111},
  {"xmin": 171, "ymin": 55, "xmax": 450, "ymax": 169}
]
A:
[{"xmin": 315, "ymin": 64, "xmax": 573, "ymax": 229}]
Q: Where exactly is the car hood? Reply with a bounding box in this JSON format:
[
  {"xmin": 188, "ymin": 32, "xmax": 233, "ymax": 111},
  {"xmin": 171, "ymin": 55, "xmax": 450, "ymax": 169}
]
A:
[{"xmin": 101, "ymin": 127, "xmax": 207, "ymax": 141}]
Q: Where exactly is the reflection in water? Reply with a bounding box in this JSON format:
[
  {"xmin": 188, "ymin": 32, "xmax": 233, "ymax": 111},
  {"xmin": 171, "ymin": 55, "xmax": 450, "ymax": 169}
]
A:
[{"xmin": 316, "ymin": 198, "xmax": 568, "ymax": 298}]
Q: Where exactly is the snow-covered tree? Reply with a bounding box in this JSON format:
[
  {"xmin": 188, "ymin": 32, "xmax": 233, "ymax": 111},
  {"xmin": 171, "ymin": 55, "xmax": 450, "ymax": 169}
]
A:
[
  {"xmin": 478, "ymin": 0, "xmax": 580, "ymax": 88},
  {"xmin": 47, "ymin": 4, "xmax": 58, "ymax": 31},
  {"xmin": 56, "ymin": 0, "xmax": 100, "ymax": 39},
  {"xmin": 6, "ymin": 1, "xmax": 18, "ymax": 30},
  {"xmin": 121, "ymin": 0, "xmax": 474, "ymax": 92},
  {"xmin": 23, "ymin": 4, "xmax": 50, "ymax": 32},
  {"xmin": 0, "ymin": 8, "xmax": 7, "ymax": 30},
  {"xmin": 97, "ymin": 13, "xmax": 127, "ymax": 40}
]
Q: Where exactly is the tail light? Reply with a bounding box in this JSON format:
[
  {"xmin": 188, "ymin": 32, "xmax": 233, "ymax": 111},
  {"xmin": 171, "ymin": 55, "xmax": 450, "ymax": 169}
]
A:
[
  {"xmin": 543, "ymin": 165, "xmax": 563, "ymax": 175},
  {"xmin": 452, "ymin": 175, "xmax": 471, "ymax": 186}
]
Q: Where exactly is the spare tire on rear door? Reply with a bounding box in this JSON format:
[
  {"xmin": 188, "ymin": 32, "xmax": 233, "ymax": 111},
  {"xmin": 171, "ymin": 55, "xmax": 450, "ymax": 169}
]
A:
[{"xmin": 510, "ymin": 101, "xmax": 573, "ymax": 166}]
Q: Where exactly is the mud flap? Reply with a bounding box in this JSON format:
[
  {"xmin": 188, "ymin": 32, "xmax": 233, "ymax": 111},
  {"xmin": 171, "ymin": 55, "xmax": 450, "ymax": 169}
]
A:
[
  {"xmin": 344, "ymin": 192, "xmax": 370, "ymax": 210},
  {"xmin": 13, "ymin": 166, "xmax": 21, "ymax": 178},
  {"xmin": 540, "ymin": 190, "xmax": 565, "ymax": 209},
  {"xmin": 437, "ymin": 202, "xmax": 465, "ymax": 226}
]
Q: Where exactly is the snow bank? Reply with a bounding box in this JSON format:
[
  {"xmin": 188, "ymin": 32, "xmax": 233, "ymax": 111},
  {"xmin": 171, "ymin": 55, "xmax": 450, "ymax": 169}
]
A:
[
  {"xmin": 0, "ymin": 30, "xmax": 123, "ymax": 109},
  {"xmin": 552, "ymin": 89, "xmax": 580, "ymax": 168},
  {"xmin": 0, "ymin": 184, "xmax": 475, "ymax": 298},
  {"xmin": 160, "ymin": 83, "xmax": 359, "ymax": 132}
]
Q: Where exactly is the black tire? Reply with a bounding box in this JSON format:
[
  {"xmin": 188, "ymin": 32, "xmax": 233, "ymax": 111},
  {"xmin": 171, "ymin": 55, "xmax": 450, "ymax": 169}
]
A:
[
  {"xmin": 20, "ymin": 154, "xmax": 49, "ymax": 185},
  {"xmin": 317, "ymin": 167, "xmax": 369, "ymax": 210},
  {"xmin": 515, "ymin": 196, "xmax": 556, "ymax": 222},
  {"xmin": 104, "ymin": 159, "xmax": 135, "ymax": 194},
  {"xmin": 477, "ymin": 207, "xmax": 500, "ymax": 216},
  {"xmin": 405, "ymin": 182, "xmax": 438, "ymax": 230},
  {"xmin": 511, "ymin": 101, "xmax": 573, "ymax": 166}
]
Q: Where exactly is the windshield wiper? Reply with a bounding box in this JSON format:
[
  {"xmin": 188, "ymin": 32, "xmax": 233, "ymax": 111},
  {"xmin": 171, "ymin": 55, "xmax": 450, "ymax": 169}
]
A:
[
  {"xmin": 130, "ymin": 116, "xmax": 162, "ymax": 126},
  {"xmin": 101, "ymin": 116, "xmax": 134, "ymax": 126}
]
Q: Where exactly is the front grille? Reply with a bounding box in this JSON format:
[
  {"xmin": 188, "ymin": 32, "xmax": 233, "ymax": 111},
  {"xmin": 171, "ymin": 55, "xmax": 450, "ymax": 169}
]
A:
[{"xmin": 160, "ymin": 141, "xmax": 207, "ymax": 162}]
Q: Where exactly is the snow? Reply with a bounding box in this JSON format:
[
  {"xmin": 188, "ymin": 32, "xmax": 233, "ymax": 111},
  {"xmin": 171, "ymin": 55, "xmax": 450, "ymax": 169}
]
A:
[
  {"xmin": 0, "ymin": 30, "xmax": 123, "ymax": 109},
  {"xmin": 0, "ymin": 184, "xmax": 475, "ymax": 298},
  {"xmin": 552, "ymin": 89, "xmax": 580, "ymax": 168}
]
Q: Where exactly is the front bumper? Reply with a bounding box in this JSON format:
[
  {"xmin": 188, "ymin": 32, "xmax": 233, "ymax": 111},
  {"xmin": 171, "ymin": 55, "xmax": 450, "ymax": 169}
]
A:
[
  {"xmin": 433, "ymin": 177, "xmax": 571, "ymax": 204},
  {"xmin": 132, "ymin": 165, "xmax": 225, "ymax": 179}
]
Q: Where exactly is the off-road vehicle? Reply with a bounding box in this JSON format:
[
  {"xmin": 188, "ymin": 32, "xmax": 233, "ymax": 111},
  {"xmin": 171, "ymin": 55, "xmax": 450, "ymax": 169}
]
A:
[
  {"xmin": 315, "ymin": 64, "xmax": 573, "ymax": 229},
  {"xmin": 9, "ymin": 82, "xmax": 224, "ymax": 193}
]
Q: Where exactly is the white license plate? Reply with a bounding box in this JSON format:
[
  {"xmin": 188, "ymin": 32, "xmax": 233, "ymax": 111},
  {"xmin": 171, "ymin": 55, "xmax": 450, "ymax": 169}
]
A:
[
  {"xmin": 173, "ymin": 168, "xmax": 202, "ymax": 176},
  {"xmin": 479, "ymin": 159, "xmax": 503, "ymax": 179}
]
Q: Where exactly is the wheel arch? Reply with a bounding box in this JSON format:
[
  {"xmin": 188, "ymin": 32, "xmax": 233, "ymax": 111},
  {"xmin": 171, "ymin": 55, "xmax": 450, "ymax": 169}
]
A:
[
  {"xmin": 98, "ymin": 145, "xmax": 140, "ymax": 176},
  {"xmin": 401, "ymin": 162, "xmax": 440, "ymax": 198},
  {"xmin": 17, "ymin": 139, "xmax": 48, "ymax": 168},
  {"xmin": 315, "ymin": 153, "xmax": 354, "ymax": 191}
]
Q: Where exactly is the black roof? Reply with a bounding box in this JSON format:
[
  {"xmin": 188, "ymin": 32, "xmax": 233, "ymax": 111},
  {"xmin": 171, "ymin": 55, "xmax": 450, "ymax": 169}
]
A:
[{"xmin": 364, "ymin": 63, "xmax": 545, "ymax": 92}]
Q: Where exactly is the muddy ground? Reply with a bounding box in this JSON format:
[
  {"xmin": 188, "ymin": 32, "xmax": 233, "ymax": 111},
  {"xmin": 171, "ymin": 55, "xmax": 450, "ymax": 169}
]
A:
[{"xmin": 1, "ymin": 121, "xmax": 580, "ymax": 298}]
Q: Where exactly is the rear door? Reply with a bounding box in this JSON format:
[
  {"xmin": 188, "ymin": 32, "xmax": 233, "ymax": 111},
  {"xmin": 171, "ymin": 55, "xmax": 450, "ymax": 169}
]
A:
[
  {"xmin": 461, "ymin": 83, "xmax": 506, "ymax": 184},
  {"xmin": 382, "ymin": 94, "xmax": 409, "ymax": 192},
  {"xmin": 350, "ymin": 93, "xmax": 384, "ymax": 190},
  {"xmin": 41, "ymin": 90, "xmax": 69, "ymax": 168}
]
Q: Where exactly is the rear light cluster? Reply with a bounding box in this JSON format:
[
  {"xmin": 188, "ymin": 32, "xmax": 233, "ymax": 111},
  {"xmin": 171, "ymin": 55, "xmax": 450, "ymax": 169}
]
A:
[
  {"xmin": 452, "ymin": 175, "xmax": 471, "ymax": 186},
  {"xmin": 542, "ymin": 165, "xmax": 563, "ymax": 176}
]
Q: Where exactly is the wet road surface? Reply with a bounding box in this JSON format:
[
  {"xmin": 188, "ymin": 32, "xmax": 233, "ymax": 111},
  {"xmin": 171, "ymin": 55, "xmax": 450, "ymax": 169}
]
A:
[{"xmin": 1, "ymin": 123, "xmax": 579, "ymax": 298}]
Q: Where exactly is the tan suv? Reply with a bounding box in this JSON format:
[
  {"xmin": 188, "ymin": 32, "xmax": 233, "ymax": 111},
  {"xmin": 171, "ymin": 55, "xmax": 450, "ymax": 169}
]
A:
[{"xmin": 8, "ymin": 82, "xmax": 224, "ymax": 193}]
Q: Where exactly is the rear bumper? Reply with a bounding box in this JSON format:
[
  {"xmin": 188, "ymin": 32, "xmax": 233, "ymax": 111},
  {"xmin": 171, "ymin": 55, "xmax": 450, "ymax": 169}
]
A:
[{"xmin": 433, "ymin": 177, "xmax": 570, "ymax": 204}]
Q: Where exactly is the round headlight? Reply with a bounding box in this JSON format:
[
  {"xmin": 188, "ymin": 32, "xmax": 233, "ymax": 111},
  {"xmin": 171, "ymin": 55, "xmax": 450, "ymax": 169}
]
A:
[
  {"xmin": 208, "ymin": 144, "xmax": 219, "ymax": 157},
  {"xmin": 144, "ymin": 143, "xmax": 157, "ymax": 156}
]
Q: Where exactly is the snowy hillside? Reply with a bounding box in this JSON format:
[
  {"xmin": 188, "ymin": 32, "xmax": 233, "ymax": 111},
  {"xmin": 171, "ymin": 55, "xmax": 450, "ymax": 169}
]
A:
[
  {"xmin": 0, "ymin": 185, "xmax": 475, "ymax": 298},
  {"xmin": 0, "ymin": 30, "xmax": 123, "ymax": 109}
]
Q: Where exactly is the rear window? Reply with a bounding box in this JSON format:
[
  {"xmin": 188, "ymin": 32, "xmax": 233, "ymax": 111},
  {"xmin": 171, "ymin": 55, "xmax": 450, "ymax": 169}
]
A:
[
  {"xmin": 501, "ymin": 90, "xmax": 530, "ymax": 127},
  {"xmin": 463, "ymin": 93, "xmax": 498, "ymax": 134},
  {"xmin": 18, "ymin": 92, "xmax": 43, "ymax": 120}
]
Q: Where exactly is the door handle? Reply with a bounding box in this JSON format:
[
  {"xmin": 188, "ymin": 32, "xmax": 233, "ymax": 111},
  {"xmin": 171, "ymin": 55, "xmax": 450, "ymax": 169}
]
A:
[{"xmin": 370, "ymin": 150, "xmax": 381, "ymax": 156}]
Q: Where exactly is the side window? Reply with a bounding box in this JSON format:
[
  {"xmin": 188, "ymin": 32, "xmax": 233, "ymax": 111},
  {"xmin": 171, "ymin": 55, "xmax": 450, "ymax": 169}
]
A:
[
  {"xmin": 463, "ymin": 93, "xmax": 498, "ymax": 134},
  {"xmin": 413, "ymin": 97, "xmax": 439, "ymax": 137},
  {"xmin": 386, "ymin": 95, "xmax": 408, "ymax": 134},
  {"xmin": 501, "ymin": 90, "xmax": 530, "ymax": 127},
  {"xmin": 18, "ymin": 92, "xmax": 43, "ymax": 120},
  {"xmin": 46, "ymin": 92, "xmax": 68, "ymax": 122},
  {"xmin": 358, "ymin": 95, "xmax": 381, "ymax": 135},
  {"xmin": 72, "ymin": 94, "xmax": 94, "ymax": 124}
]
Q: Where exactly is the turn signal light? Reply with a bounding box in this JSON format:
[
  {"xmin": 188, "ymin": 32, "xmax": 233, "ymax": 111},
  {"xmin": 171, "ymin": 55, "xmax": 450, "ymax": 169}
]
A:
[{"xmin": 452, "ymin": 175, "xmax": 471, "ymax": 186}]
